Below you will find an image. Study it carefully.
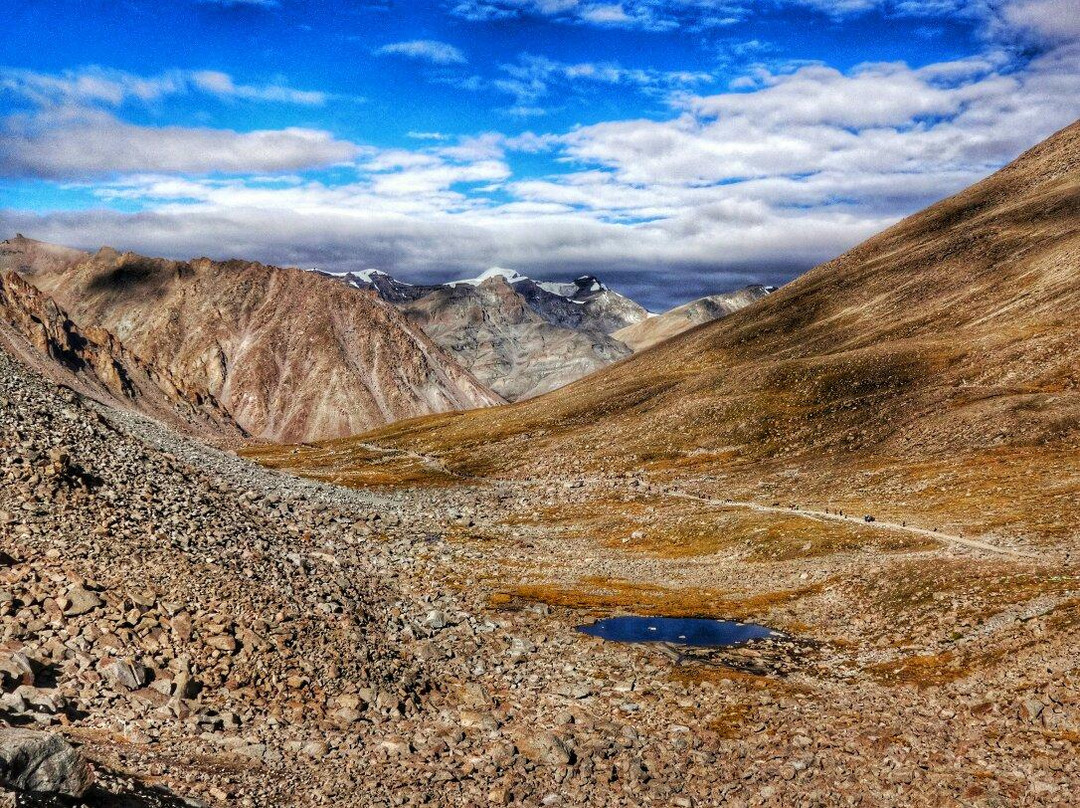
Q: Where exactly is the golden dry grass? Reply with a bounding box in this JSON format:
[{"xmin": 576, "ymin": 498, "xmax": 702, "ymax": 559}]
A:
[
  {"xmin": 502, "ymin": 575, "xmax": 824, "ymax": 620},
  {"xmin": 504, "ymin": 491, "xmax": 936, "ymax": 560},
  {"xmin": 240, "ymin": 441, "xmax": 465, "ymax": 488}
]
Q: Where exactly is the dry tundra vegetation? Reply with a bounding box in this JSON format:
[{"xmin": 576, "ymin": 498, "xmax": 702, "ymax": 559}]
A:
[{"xmin": 1, "ymin": 122, "xmax": 1079, "ymax": 805}]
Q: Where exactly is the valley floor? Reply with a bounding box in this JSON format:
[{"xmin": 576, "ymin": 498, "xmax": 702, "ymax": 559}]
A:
[{"xmin": 2, "ymin": 353, "xmax": 1079, "ymax": 806}]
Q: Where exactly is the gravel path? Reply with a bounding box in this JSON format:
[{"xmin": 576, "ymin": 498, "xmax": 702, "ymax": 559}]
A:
[{"xmin": 667, "ymin": 489, "xmax": 1040, "ymax": 559}]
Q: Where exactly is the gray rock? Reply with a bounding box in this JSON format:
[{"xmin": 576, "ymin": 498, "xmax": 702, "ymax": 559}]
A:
[
  {"xmin": 0, "ymin": 728, "xmax": 93, "ymax": 797},
  {"xmin": 63, "ymin": 586, "xmax": 102, "ymax": 616},
  {"xmin": 422, "ymin": 610, "xmax": 447, "ymax": 630},
  {"xmin": 102, "ymin": 660, "xmax": 148, "ymax": 690}
]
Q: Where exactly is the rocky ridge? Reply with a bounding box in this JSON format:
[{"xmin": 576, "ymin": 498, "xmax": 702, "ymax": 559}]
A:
[
  {"xmin": 0, "ymin": 267, "xmax": 241, "ymax": 443},
  {"xmin": 332, "ymin": 268, "xmax": 648, "ymax": 401},
  {"xmin": 1, "ymin": 237, "xmax": 501, "ymax": 443},
  {"xmin": 332, "ymin": 267, "xmax": 773, "ymax": 400}
]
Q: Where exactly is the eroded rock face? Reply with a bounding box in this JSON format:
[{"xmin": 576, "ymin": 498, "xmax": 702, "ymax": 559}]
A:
[
  {"xmin": 0, "ymin": 267, "xmax": 241, "ymax": 441},
  {"xmin": 0, "ymin": 728, "xmax": 93, "ymax": 797},
  {"xmin": 392, "ymin": 276, "xmax": 633, "ymax": 401},
  {"xmin": 0, "ymin": 237, "xmax": 502, "ymax": 442}
]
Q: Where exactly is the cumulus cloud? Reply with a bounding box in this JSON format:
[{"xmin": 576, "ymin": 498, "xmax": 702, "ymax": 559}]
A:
[
  {"xmin": 446, "ymin": 53, "xmax": 715, "ymax": 115},
  {"xmin": 0, "ymin": 109, "xmax": 362, "ymax": 179},
  {"xmin": 553, "ymin": 50, "xmax": 1078, "ymax": 190},
  {"xmin": 996, "ymin": 0, "xmax": 1080, "ymax": 42},
  {"xmin": 374, "ymin": 40, "xmax": 467, "ymax": 65},
  {"xmin": 3, "ymin": 0, "xmax": 1078, "ymax": 309},
  {"xmin": 5, "ymin": 38, "xmax": 1074, "ymax": 309},
  {"xmin": 0, "ymin": 66, "xmax": 328, "ymax": 107}
]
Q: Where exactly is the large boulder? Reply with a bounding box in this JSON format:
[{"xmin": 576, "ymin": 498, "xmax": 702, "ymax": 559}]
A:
[{"xmin": 0, "ymin": 728, "xmax": 93, "ymax": 797}]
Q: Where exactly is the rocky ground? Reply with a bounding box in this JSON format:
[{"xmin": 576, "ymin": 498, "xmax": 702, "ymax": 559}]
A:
[{"xmin": 2, "ymin": 342, "xmax": 1080, "ymax": 807}]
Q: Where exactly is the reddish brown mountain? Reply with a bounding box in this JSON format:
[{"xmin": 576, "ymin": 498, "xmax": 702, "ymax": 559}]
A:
[
  {"xmin": 0, "ymin": 237, "xmax": 501, "ymax": 443},
  {"xmin": 0, "ymin": 266, "xmax": 242, "ymax": 440}
]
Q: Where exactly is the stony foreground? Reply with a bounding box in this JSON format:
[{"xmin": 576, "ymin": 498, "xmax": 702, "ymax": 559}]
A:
[{"xmin": 2, "ymin": 342, "xmax": 1079, "ymax": 807}]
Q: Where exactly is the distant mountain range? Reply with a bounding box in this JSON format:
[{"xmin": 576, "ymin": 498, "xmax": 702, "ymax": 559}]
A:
[
  {"xmin": 324, "ymin": 266, "xmax": 768, "ymax": 401},
  {"xmin": 324, "ymin": 267, "xmax": 646, "ymax": 401},
  {"xmin": 0, "ymin": 236, "xmax": 767, "ymax": 441}
]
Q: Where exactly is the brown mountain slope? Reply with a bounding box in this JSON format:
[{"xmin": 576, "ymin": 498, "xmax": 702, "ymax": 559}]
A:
[
  {"xmin": 259, "ymin": 120, "xmax": 1080, "ymax": 544},
  {"xmin": 0, "ymin": 268, "xmax": 242, "ymax": 440},
  {"xmin": 1, "ymin": 237, "xmax": 502, "ymax": 442},
  {"xmin": 612, "ymin": 284, "xmax": 773, "ymax": 352}
]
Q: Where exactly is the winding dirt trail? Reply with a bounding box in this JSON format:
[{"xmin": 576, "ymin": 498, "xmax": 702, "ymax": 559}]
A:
[
  {"xmin": 307, "ymin": 439, "xmax": 1040, "ymax": 560},
  {"xmin": 352, "ymin": 442, "xmax": 470, "ymax": 479},
  {"xmin": 666, "ymin": 489, "xmax": 1039, "ymax": 559}
]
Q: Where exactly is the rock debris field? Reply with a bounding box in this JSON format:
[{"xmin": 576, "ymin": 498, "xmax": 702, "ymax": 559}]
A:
[{"xmin": 2, "ymin": 344, "xmax": 1079, "ymax": 807}]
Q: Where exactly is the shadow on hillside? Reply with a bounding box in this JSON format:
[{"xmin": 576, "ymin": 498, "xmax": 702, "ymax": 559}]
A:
[{"xmin": 14, "ymin": 775, "xmax": 192, "ymax": 808}]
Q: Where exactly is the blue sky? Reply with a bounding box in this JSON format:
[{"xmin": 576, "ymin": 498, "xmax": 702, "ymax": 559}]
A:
[{"xmin": 1, "ymin": 0, "xmax": 1077, "ymax": 308}]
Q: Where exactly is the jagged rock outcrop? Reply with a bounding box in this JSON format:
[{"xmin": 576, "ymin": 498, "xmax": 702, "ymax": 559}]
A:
[
  {"xmin": 0, "ymin": 267, "xmax": 241, "ymax": 440},
  {"xmin": 390, "ymin": 275, "xmax": 633, "ymax": 400},
  {"xmin": 613, "ymin": 284, "xmax": 774, "ymax": 352},
  {"xmin": 1, "ymin": 237, "xmax": 501, "ymax": 442}
]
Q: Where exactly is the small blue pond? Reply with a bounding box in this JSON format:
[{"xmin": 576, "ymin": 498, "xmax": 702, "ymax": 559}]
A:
[{"xmin": 576, "ymin": 616, "xmax": 774, "ymax": 648}]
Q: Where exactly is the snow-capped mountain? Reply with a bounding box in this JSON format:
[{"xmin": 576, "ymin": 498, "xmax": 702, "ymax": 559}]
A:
[
  {"xmin": 322, "ymin": 265, "xmax": 768, "ymax": 401},
  {"xmin": 324, "ymin": 267, "xmax": 649, "ymax": 400}
]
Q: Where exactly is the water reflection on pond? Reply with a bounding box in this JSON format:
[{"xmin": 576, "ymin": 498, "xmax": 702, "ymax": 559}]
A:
[{"xmin": 576, "ymin": 616, "xmax": 775, "ymax": 647}]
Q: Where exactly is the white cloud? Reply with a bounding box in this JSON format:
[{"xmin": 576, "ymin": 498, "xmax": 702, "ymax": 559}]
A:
[
  {"xmin": 186, "ymin": 71, "xmax": 328, "ymax": 105},
  {"xmin": 996, "ymin": 0, "xmax": 1080, "ymax": 42},
  {"xmin": 374, "ymin": 40, "xmax": 467, "ymax": 65},
  {"xmin": 553, "ymin": 49, "xmax": 1078, "ymax": 189},
  {"xmin": 6, "ymin": 42, "xmax": 1072, "ymax": 308},
  {"xmin": 2, "ymin": 0, "xmax": 1077, "ymax": 309},
  {"xmin": 580, "ymin": 4, "xmax": 634, "ymax": 24},
  {"xmin": 0, "ymin": 66, "xmax": 328, "ymax": 107},
  {"xmin": 0, "ymin": 109, "xmax": 362, "ymax": 179},
  {"xmin": 449, "ymin": 0, "xmax": 694, "ymax": 30},
  {"xmin": 501, "ymin": 54, "xmax": 714, "ymax": 99}
]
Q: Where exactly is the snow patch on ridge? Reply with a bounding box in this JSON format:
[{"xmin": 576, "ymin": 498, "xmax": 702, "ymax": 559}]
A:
[
  {"xmin": 447, "ymin": 267, "xmax": 530, "ymax": 287},
  {"xmin": 355, "ymin": 268, "xmax": 389, "ymax": 283}
]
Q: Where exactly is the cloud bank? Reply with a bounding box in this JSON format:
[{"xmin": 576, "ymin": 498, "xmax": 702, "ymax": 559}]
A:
[{"xmin": 2, "ymin": 0, "xmax": 1078, "ymax": 308}]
